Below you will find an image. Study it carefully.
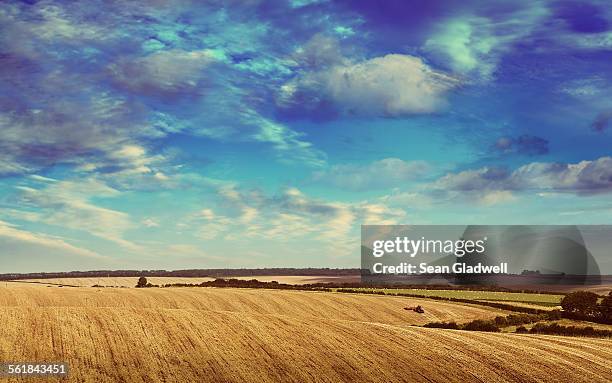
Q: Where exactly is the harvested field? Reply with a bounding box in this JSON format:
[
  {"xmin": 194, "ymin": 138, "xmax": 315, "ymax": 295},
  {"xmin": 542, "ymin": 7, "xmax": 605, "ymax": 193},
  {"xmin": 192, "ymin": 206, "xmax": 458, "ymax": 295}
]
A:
[
  {"xmin": 356, "ymin": 288, "xmax": 564, "ymax": 307},
  {"xmin": 0, "ymin": 284, "xmax": 610, "ymax": 382},
  {"xmin": 477, "ymin": 300, "xmax": 561, "ymax": 311},
  {"xmin": 13, "ymin": 277, "xmax": 216, "ymax": 287},
  {"xmin": 0, "ymin": 284, "xmax": 503, "ymax": 326},
  {"xmin": 543, "ymin": 284, "xmax": 612, "ymax": 296}
]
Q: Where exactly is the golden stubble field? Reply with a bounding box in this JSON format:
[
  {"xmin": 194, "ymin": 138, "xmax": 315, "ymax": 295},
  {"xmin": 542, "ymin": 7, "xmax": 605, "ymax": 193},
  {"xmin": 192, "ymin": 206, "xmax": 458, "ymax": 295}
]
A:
[
  {"xmin": 0, "ymin": 284, "xmax": 610, "ymax": 383},
  {"xmin": 17, "ymin": 275, "xmax": 361, "ymax": 287},
  {"xmin": 16, "ymin": 277, "xmax": 217, "ymax": 287}
]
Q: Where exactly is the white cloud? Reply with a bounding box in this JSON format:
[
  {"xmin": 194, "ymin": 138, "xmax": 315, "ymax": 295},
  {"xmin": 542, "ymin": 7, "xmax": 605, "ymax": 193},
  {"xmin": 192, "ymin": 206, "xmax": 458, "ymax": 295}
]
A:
[
  {"xmin": 142, "ymin": 218, "xmax": 160, "ymax": 228},
  {"xmin": 109, "ymin": 49, "xmax": 217, "ymax": 95},
  {"xmin": 292, "ymin": 33, "xmax": 345, "ymax": 70},
  {"xmin": 424, "ymin": 4, "xmax": 548, "ymax": 80},
  {"xmin": 81, "ymin": 144, "xmax": 165, "ymax": 174},
  {"xmin": 432, "ymin": 167, "xmax": 512, "ymax": 192},
  {"xmin": 0, "ymin": 219, "xmax": 125, "ymax": 272},
  {"xmin": 380, "ymin": 191, "xmax": 434, "ymax": 208},
  {"xmin": 513, "ymin": 157, "xmax": 612, "ymax": 193},
  {"xmin": 428, "ymin": 156, "xmax": 612, "ymax": 204},
  {"xmin": 28, "ymin": 174, "xmax": 58, "ymax": 183},
  {"xmin": 183, "ymin": 96, "xmax": 327, "ymax": 167},
  {"xmin": 0, "ymin": 220, "xmax": 102, "ymax": 259},
  {"xmin": 332, "ymin": 54, "xmax": 457, "ymax": 115},
  {"xmin": 424, "ymin": 17, "xmax": 498, "ymax": 78},
  {"xmin": 557, "ymin": 31, "xmax": 612, "ymax": 50},
  {"xmin": 0, "ymin": 220, "xmax": 111, "ymax": 272},
  {"xmin": 192, "ymin": 208, "xmax": 232, "ymax": 240},
  {"xmin": 13, "ymin": 178, "xmax": 139, "ymax": 250},
  {"xmin": 0, "ymin": 157, "xmax": 30, "ymax": 176},
  {"xmin": 479, "ymin": 190, "xmax": 516, "ymax": 206},
  {"xmin": 0, "ymin": 89, "xmax": 171, "ymax": 179},
  {"xmin": 74, "ymin": 144, "xmax": 180, "ymax": 190},
  {"xmin": 313, "ymin": 158, "xmax": 430, "ymax": 191},
  {"xmin": 31, "ymin": 4, "xmax": 106, "ymax": 41},
  {"xmin": 558, "ymin": 77, "xmax": 609, "ymax": 99},
  {"xmin": 239, "ymin": 206, "xmax": 258, "ymax": 223},
  {"xmin": 188, "ymin": 185, "xmax": 406, "ymax": 256},
  {"xmin": 280, "ymin": 51, "xmax": 458, "ymax": 116},
  {"xmin": 245, "ymin": 109, "xmax": 327, "ymax": 167}
]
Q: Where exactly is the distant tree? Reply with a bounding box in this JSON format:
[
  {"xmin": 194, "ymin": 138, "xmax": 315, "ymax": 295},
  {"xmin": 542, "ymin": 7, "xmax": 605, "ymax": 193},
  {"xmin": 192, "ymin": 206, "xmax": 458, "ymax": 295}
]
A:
[
  {"xmin": 598, "ymin": 292, "xmax": 612, "ymax": 322},
  {"xmin": 462, "ymin": 319, "xmax": 499, "ymax": 332},
  {"xmin": 561, "ymin": 291, "xmax": 599, "ymax": 316},
  {"xmin": 521, "ymin": 270, "xmax": 540, "ymax": 275},
  {"xmin": 136, "ymin": 276, "xmax": 148, "ymax": 288}
]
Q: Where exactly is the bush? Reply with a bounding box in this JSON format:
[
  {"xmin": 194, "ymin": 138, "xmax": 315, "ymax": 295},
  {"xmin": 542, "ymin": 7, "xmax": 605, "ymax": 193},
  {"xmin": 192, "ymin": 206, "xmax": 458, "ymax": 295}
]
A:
[
  {"xmin": 548, "ymin": 309, "xmax": 562, "ymax": 320},
  {"xmin": 136, "ymin": 276, "xmax": 148, "ymax": 288},
  {"xmin": 492, "ymin": 312, "xmax": 561, "ymax": 328},
  {"xmin": 515, "ymin": 326, "xmax": 528, "ymax": 333},
  {"xmin": 561, "ymin": 291, "xmax": 599, "ymax": 316},
  {"xmin": 529, "ymin": 323, "xmax": 612, "ymax": 338},
  {"xmin": 505, "ymin": 313, "xmax": 534, "ymax": 326},
  {"xmin": 462, "ymin": 319, "xmax": 500, "ymax": 332},
  {"xmin": 599, "ymin": 292, "xmax": 612, "ymax": 323},
  {"xmin": 424, "ymin": 321, "xmax": 459, "ymax": 329},
  {"xmin": 494, "ymin": 316, "xmax": 508, "ymax": 327}
]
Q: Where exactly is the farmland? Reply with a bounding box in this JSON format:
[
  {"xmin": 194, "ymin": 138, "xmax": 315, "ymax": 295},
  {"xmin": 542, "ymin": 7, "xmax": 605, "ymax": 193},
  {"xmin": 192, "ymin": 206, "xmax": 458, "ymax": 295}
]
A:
[
  {"xmin": 349, "ymin": 288, "xmax": 564, "ymax": 307},
  {"xmin": 14, "ymin": 277, "xmax": 216, "ymax": 287},
  {"xmin": 0, "ymin": 284, "xmax": 503, "ymax": 326},
  {"xmin": 15, "ymin": 275, "xmax": 361, "ymax": 287},
  {"xmin": 0, "ymin": 284, "xmax": 610, "ymax": 382}
]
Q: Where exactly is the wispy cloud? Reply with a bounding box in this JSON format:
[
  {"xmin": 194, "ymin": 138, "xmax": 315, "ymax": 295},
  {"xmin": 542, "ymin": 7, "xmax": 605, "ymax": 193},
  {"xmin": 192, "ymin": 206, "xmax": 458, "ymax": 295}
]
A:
[
  {"xmin": 187, "ymin": 185, "xmax": 405, "ymax": 255},
  {"xmin": 0, "ymin": 220, "xmax": 110, "ymax": 272},
  {"xmin": 424, "ymin": 3, "xmax": 548, "ymax": 80},
  {"xmin": 493, "ymin": 135, "xmax": 549, "ymax": 156},
  {"xmin": 0, "ymin": 220, "xmax": 102, "ymax": 259},
  {"xmin": 312, "ymin": 158, "xmax": 430, "ymax": 191},
  {"xmin": 12, "ymin": 177, "xmax": 139, "ymax": 250}
]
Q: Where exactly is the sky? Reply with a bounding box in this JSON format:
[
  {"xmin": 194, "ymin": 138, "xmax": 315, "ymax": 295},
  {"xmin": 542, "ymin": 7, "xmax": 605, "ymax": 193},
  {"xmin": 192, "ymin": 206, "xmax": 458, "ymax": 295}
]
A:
[{"xmin": 1, "ymin": 0, "xmax": 612, "ymax": 273}]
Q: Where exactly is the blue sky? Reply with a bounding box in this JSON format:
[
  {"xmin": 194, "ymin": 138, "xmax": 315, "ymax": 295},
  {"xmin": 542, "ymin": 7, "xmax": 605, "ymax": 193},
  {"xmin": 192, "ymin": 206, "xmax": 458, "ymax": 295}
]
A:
[{"xmin": 1, "ymin": 0, "xmax": 612, "ymax": 272}]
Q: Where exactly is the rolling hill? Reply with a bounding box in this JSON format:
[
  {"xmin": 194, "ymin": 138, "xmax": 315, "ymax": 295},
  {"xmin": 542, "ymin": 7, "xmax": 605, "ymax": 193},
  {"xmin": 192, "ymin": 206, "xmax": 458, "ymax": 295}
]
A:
[{"xmin": 0, "ymin": 284, "xmax": 609, "ymax": 382}]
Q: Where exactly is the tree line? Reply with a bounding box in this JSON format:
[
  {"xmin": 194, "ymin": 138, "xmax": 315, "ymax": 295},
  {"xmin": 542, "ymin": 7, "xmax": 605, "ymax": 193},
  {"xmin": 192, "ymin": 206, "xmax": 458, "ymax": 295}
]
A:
[
  {"xmin": 135, "ymin": 277, "xmax": 333, "ymax": 292},
  {"xmin": 560, "ymin": 291, "xmax": 612, "ymax": 324},
  {"xmin": 1, "ymin": 268, "xmax": 360, "ymax": 281}
]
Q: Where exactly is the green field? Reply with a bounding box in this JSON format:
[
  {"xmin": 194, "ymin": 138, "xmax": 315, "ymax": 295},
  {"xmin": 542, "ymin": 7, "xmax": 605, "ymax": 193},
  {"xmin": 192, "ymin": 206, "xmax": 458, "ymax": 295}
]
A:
[{"xmin": 347, "ymin": 288, "xmax": 564, "ymax": 307}]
